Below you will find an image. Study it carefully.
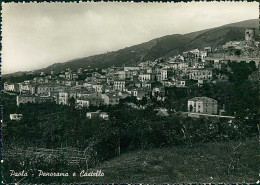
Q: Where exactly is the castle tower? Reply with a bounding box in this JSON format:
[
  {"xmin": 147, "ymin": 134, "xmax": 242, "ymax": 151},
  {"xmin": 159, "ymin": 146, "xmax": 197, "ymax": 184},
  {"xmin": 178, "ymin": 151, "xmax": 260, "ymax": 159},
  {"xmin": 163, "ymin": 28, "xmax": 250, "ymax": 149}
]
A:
[{"xmin": 245, "ymin": 28, "xmax": 255, "ymax": 41}]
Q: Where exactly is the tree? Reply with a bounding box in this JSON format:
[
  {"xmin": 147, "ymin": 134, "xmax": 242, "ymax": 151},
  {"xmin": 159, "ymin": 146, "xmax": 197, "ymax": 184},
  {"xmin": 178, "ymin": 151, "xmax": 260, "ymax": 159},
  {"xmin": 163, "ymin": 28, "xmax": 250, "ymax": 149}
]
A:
[
  {"xmin": 234, "ymin": 49, "xmax": 241, "ymax": 56},
  {"xmin": 68, "ymin": 97, "xmax": 76, "ymax": 107},
  {"xmin": 248, "ymin": 61, "xmax": 257, "ymax": 72}
]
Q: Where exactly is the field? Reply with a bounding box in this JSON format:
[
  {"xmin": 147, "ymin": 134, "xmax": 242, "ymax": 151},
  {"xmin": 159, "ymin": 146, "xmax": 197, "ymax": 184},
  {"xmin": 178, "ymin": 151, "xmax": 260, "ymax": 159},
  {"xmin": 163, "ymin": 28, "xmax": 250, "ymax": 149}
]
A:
[{"xmin": 79, "ymin": 137, "xmax": 259, "ymax": 184}]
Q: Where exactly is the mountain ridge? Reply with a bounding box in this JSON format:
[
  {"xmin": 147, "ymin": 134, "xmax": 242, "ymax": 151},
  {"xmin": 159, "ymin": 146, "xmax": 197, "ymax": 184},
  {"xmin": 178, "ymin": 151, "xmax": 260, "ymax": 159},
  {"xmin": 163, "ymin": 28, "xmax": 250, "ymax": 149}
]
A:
[{"xmin": 3, "ymin": 19, "xmax": 259, "ymax": 77}]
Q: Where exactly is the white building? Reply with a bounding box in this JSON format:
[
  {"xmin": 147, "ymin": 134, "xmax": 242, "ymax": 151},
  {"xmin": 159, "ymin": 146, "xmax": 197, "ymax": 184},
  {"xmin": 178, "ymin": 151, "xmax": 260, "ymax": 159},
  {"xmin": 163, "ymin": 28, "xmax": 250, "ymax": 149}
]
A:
[
  {"xmin": 113, "ymin": 80, "xmax": 125, "ymax": 91},
  {"xmin": 58, "ymin": 92, "xmax": 69, "ymax": 105},
  {"xmin": 99, "ymin": 112, "xmax": 109, "ymax": 120},
  {"xmin": 188, "ymin": 97, "xmax": 218, "ymax": 115},
  {"xmin": 16, "ymin": 95, "xmax": 37, "ymax": 106},
  {"xmin": 10, "ymin": 114, "xmax": 23, "ymax": 121},
  {"xmin": 4, "ymin": 82, "xmax": 19, "ymax": 92},
  {"xmin": 92, "ymin": 84, "xmax": 103, "ymax": 93},
  {"xmin": 138, "ymin": 73, "xmax": 151, "ymax": 82},
  {"xmin": 189, "ymin": 69, "xmax": 213, "ymax": 80},
  {"xmin": 161, "ymin": 68, "xmax": 168, "ymax": 81},
  {"xmin": 115, "ymin": 71, "xmax": 126, "ymax": 80},
  {"xmin": 76, "ymin": 99, "xmax": 89, "ymax": 109},
  {"xmin": 86, "ymin": 110, "xmax": 109, "ymax": 120}
]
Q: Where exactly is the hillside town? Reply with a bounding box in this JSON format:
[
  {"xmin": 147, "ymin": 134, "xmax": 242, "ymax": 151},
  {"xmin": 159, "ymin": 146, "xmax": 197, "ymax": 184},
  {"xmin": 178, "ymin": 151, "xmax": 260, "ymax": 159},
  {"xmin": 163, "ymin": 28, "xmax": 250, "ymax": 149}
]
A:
[
  {"xmin": 3, "ymin": 2, "xmax": 260, "ymax": 183},
  {"xmin": 4, "ymin": 28, "xmax": 260, "ymax": 120}
]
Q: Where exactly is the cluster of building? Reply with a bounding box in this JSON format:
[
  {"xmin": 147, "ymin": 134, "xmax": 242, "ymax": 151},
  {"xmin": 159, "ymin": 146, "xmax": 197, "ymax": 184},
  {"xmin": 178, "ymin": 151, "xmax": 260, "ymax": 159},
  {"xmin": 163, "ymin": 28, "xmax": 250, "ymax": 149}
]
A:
[
  {"xmin": 5, "ymin": 47, "xmax": 225, "ymax": 108},
  {"xmin": 4, "ymin": 29, "xmax": 259, "ymax": 120}
]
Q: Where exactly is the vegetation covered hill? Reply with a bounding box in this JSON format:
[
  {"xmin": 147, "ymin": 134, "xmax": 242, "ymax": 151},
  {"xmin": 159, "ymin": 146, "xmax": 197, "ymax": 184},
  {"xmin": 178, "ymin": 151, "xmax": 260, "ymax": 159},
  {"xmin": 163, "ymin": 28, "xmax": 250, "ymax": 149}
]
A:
[
  {"xmin": 164, "ymin": 27, "xmax": 247, "ymax": 58},
  {"xmin": 4, "ymin": 19, "xmax": 258, "ymax": 77},
  {"xmin": 37, "ymin": 19, "xmax": 259, "ymax": 73}
]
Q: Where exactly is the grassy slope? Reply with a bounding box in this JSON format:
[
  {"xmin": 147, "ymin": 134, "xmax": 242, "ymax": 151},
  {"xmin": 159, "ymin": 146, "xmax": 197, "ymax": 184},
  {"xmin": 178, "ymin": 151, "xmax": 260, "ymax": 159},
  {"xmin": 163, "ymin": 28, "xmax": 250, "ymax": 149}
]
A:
[{"xmin": 81, "ymin": 138, "xmax": 259, "ymax": 184}]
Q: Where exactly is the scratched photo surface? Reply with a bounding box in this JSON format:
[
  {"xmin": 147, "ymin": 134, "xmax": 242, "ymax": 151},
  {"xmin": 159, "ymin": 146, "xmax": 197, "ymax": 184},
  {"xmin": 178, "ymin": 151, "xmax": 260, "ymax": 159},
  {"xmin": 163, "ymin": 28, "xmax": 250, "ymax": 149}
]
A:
[{"xmin": 1, "ymin": 2, "xmax": 260, "ymax": 184}]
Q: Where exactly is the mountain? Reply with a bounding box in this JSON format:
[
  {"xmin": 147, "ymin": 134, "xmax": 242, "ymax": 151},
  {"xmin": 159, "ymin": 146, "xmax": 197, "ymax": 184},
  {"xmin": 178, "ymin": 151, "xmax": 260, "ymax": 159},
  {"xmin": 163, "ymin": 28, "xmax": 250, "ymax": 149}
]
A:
[
  {"xmin": 4, "ymin": 19, "xmax": 259, "ymax": 76},
  {"xmin": 221, "ymin": 19, "xmax": 259, "ymax": 28}
]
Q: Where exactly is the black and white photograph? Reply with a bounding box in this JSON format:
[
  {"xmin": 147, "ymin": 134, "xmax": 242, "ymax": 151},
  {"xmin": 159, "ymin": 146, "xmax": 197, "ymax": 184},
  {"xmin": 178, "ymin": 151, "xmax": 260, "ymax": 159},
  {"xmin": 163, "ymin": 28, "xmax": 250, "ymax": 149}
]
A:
[{"xmin": 1, "ymin": 1, "xmax": 260, "ymax": 184}]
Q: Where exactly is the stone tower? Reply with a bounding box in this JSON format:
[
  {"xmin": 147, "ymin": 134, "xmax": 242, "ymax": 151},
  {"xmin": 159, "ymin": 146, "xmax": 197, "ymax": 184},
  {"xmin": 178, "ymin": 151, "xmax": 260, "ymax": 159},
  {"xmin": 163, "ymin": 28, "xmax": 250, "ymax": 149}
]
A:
[{"xmin": 245, "ymin": 28, "xmax": 255, "ymax": 41}]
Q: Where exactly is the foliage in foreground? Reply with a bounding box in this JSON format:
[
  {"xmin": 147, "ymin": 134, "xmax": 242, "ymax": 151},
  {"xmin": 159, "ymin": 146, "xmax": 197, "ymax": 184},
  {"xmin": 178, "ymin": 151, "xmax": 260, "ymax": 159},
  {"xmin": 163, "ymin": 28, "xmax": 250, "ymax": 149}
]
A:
[{"xmin": 3, "ymin": 138, "xmax": 259, "ymax": 184}]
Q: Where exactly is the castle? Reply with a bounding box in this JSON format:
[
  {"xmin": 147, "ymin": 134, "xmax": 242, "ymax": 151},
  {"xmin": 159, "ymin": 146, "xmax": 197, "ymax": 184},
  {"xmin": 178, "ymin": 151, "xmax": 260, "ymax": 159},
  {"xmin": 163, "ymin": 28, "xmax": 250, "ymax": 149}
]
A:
[{"xmin": 245, "ymin": 28, "xmax": 255, "ymax": 41}]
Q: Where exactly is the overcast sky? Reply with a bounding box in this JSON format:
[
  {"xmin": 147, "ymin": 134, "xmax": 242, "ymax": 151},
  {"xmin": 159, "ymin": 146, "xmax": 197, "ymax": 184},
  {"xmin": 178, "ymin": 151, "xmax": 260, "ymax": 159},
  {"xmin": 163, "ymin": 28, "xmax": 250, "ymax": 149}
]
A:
[{"xmin": 2, "ymin": 2, "xmax": 259, "ymax": 74}]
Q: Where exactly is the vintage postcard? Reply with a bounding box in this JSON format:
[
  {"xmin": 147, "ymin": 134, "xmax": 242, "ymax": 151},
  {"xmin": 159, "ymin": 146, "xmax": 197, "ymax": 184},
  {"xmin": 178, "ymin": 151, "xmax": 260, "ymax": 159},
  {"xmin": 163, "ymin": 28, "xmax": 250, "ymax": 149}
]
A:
[{"xmin": 1, "ymin": 1, "xmax": 260, "ymax": 184}]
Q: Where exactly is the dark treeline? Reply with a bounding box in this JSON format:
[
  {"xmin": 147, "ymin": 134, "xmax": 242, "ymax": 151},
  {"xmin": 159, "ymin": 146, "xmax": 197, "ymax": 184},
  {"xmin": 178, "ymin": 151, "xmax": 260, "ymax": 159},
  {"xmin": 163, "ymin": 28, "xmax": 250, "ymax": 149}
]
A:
[
  {"xmin": 2, "ymin": 101, "xmax": 258, "ymax": 183},
  {"xmin": 3, "ymin": 100, "xmax": 258, "ymax": 160}
]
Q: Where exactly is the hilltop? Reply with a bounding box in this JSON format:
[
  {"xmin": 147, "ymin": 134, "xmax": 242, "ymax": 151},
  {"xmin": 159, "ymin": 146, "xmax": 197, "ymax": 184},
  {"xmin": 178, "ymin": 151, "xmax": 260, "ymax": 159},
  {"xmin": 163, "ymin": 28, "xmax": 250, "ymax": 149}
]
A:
[{"xmin": 3, "ymin": 19, "xmax": 259, "ymax": 77}]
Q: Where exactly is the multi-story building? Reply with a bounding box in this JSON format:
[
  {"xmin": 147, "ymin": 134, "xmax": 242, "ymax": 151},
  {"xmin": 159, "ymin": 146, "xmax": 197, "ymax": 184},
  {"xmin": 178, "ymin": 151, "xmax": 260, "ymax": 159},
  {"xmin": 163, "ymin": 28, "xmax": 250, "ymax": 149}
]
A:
[
  {"xmin": 161, "ymin": 68, "xmax": 168, "ymax": 81},
  {"xmin": 153, "ymin": 65, "xmax": 163, "ymax": 81},
  {"xmin": 18, "ymin": 83, "xmax": 30, "ymax": 93},
  {"xmin": 4, "ymin": 82, "xmax": 19, "ymax": 92},
  {"xmin": 124, "ymin": 66, "xmax": 141, "ymax": 71},
  {"xmin": 92, "ymin": 84, "xmax": 103, "ymax": 93},
  {"xmin": 189, "ymin": 69, "xmax": 213, "ymax": 81},
  {"xmin": 16, "ymin": 94, "xmax": 37, "ymax": 106},
  {"xmin": 27, "ymin": 84, "xmax": 38, "ymax": 94},
  {"xmin": 138, "ymin": 73, "xmax": 151, "ymax": 82},
  {"xmin": 187, "ymin": 97, "xmax": 218, "ymax": 115},
  {"xmin": 65, "ymin": 71, "xmax": 78, "ymax": 80},
  {"xmin": 113, "ymin": 80, "xmax": 125, "ymax": 91},
  {"xmin": 168, "ymin": 62, "xmax": 188, "ymax": 71},
  {"xmin": 58, "ymin": 92, "xmax": 70, "ymax": 105},
  {"xmin": 142, "ymin": 81, "xmax": 152, "ymax": 89},
  {"xmin": 76, "ymin": 98, "xmax": 90, "ymax": 109},
  {"xmin": 115, "ymin": 71, "xmax": 126, "ymax": 80},
  {"xmin": 37, "ymin": 84, "xmax": 64, "ymax": 95},
  {"xmin": 37, "ymin": 95, "xmax": 55, "ymax": 104},
  {"xmin": 58, "ymin": 90, "xmax": 79, "ymax": 105}
]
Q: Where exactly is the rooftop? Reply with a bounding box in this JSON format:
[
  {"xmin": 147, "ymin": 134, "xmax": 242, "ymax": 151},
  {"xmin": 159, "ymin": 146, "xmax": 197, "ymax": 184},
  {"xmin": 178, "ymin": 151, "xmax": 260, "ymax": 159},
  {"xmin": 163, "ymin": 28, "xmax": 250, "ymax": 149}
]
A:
[{"xmin": 188, "ymin": 96, "xmax": 216, "ymax": 102}]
